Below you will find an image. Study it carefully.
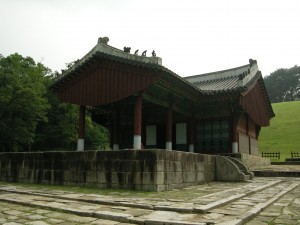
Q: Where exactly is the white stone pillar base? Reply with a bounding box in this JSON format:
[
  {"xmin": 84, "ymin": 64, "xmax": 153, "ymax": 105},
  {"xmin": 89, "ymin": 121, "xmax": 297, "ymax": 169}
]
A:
[
  {"xmin": 189, "ymin": 144, "xmax": 194, "ymax": 153},
  {"xmin": 166, "ymin": 141, "xmax": 172, "ymax": 150},
  {"xmin": 232, "ymin": 142, "xmax": 238, "ymax": 153},
  {"xmin": 133, "ymin": 135, "xmax": 141, "ymax": 149},
  {"xmin": 77, "ymin": 139, "xmax": 84, "ymax": 151},
  {"xmin": 113, "ymin": 144, "xmax": 119, "ymax": 150}
]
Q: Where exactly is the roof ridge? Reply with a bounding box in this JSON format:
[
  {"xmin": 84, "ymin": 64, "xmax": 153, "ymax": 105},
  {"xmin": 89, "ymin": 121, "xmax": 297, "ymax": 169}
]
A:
[{"xmin": 185, "ymin": 64, "xmax": 250, "ymax": 79}]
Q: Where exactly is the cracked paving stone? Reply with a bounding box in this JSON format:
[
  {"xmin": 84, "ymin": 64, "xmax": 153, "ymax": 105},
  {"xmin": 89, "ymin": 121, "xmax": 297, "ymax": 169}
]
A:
[
  {"xmin": 32, "ymin": 209, "xmax": 52, "ymax": 214},
  {"xmin": 203, "ymin": 212, "xmax": 224, "ymax": 220},
  {"xmin": 44, "ymin": 212, "xmax": 74, "ymax": 220},
  {"xmin": 7, "ymin": 216, "xmax": 19, "ymax": 220},
  {"xmin": 255, "ymin": 216, "xmax": 284, "ymax": 223},
  {"xmin": 54, "ymin": 222, "xmax": 77, "ymax": 225},
  {"xmin": 91, "ymin": 219, "xmax": 119, "ymax": 225},
  {"xmin": 274, "ymin": 218, "xmax": 299, "ymax": 224},
  {"xmin": 245, "ymin": 220, "xmax": 268, "ymax": 225},
  {"xmin": 25, "ymin": 221, "xmax": 50, "ymax": 225},
  {"xmin": 259, "ymin": 212, "xmax": 281, "ymax": 217},
  {"xmin": 65, "ymin": 215, "xmax": 98, "ymax": 223},
  {"xmin": 27, "ymin": 215, "xmax": 47, "ymax": 220},
  {"xmin": 45, "ymin": 218, "xmax": 64, "ymax": 224},
  {"xmin": 0, "ymin": 219, "xmax": 7, "ymax": 223},
  {"xmin": 3, "ymin": 223, "xmax": 23, "ymax": 225},
  {"xmin": 3, "ymin": 210, "xmax": 24, "ymax": 216},
  {"xmin": 20, "ymin": 219, "xmax": 33, "ymax": 224}
]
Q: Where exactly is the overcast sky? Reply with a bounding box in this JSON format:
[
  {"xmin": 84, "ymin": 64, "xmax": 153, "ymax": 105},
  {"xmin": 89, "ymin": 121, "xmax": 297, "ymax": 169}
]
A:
[{"xmin": 1, "ymin": 0, "xmax": 299, "ymax": 77}]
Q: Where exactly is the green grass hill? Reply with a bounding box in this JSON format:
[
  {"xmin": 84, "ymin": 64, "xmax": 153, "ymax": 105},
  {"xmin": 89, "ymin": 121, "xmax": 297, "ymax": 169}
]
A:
[{"xmin": 259, "ymin": 100, "xmax": 300, "ymax": 161}]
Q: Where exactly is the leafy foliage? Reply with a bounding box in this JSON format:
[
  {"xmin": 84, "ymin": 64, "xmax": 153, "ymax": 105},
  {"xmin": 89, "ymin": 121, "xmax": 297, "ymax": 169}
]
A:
[
  {"xmin": 32, "ymin": 86, "xmax": 79, "ymax": 151},
  {"xmin": 85, "ymin": 116, "xmax": 109, "ymax": 150},
  {"xmin": 0, "ymin": 53, "xmax": 109, "ymax": 152},
  {"xmin": 0, "ymin": 54, "xmax": 49, "ymax": 151},
  {"xmin": 264, "ymin": 65, "xmax": 300, "ymax": 103}
]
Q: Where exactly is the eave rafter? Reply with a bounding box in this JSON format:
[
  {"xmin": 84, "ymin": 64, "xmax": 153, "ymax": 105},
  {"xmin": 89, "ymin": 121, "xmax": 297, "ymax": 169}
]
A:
[
  {"xmin": 156, "ymin": 78, "xmax": 200, "ymax": 104},
  {"xmin": 143, "ymin": 85, "xmax": 194, "ymax": 117}
]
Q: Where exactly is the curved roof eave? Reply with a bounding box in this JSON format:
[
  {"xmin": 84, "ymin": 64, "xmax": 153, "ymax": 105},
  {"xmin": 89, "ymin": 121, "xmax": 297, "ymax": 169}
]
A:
[{"xmin": 50, "ymin": 40, "xmax": 206, "ymax": 101}]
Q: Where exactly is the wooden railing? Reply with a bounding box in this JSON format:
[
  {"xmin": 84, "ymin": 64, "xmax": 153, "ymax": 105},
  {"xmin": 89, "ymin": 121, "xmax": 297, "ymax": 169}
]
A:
[
  {"xmin": 291, "ymin": 151, "xmax": 300, "ymax": 158},
  {"xmin": 261, "ymin": 151, "xmax": 280, "ymax": 159}
]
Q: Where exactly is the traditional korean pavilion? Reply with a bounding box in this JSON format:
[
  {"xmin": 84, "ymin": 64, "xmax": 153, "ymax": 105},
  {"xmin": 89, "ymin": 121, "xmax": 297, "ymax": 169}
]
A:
[{"xmin": 50, "ymin": 37, "xmax": 274, "ymax": 156}]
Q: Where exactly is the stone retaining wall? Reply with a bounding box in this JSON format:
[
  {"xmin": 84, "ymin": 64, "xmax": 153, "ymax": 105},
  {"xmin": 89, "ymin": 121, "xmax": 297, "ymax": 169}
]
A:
[{"xmin": 0, "ymin": 150, "xmax": 216, "ymax": 191}]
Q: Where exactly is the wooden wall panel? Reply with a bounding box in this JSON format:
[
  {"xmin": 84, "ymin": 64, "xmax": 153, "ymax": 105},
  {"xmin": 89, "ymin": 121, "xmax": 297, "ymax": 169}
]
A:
[
  {"xmin": 240, "ymin": 82, "xmax": 271, "ymax": 127},
  {"xmin": 237, "ymin": 114, "xmax": 247, "ymax": 134},
  {"xmin": 250, "ymin": 138, "xmax": 258, "ymax": 156},
  {"xmin": 239, "ymin": 133, "xmax": 250, "ymax": 154},
  {"xmin": 248, "ymin": 117, "xmax": 256, "ymax": 138},
  {"xmin": 57, "ymin": 64, "xmax": 157, "ymax": 106}
]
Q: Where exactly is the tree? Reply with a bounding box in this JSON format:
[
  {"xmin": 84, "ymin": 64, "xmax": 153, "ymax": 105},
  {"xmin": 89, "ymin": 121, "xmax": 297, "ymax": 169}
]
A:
[
  {"xmin": 264, "ymin": 65, "xmax": 300, "ymax": 103},
  {"xmin": 0, "ymin": 53, "xmax": 49, "ymax": 151},
  {"xmin": 85, "ymin": 116, "xmax": 109, "ymax": 150},
  {"xmin": 0, "ymin": 54, "xmax": 109, "ymax": 152},
  {"xmin": 32, "ymin": 73, "xmax": 110, "ymax": 151},
  {"xmin": 32, "ymin": 84, "xmax": 78, "ymax": 151}
]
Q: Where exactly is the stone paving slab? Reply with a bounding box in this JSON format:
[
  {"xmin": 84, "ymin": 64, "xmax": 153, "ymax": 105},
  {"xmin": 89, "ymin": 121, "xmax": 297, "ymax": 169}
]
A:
[
  {"xmin": 0, "ymin": 178, "xmax": 299, "ymax": 224},
  {"xmin": 0, "ymin": 178, "xmax": 283, "ymax": 213},
  {"xmin": 0, "ymin": 177, "xmax": 300, "ymax": 225},
  {"xmin": 244, "ymin": 181, "xmax": 300, "ymax": 225}
]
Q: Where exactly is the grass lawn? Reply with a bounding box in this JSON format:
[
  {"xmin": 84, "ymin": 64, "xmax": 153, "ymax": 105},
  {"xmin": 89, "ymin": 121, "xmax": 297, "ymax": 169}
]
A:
[{"xmin": 259, "ymin": 101, "xmax": 300, "ymax": 162}]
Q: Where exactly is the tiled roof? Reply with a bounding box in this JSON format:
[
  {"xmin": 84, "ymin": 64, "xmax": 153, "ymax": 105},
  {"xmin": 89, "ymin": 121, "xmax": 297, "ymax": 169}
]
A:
[
  {"xmin": 50, "ymin": 38, "xmax": 205, "ymax": 100},
  {"xmin": 185, "ymin": 60, "xmax": 274, "ymax": 118},
  {"xmin": 185, "ymin": 60, "xmax": 259, "ymax": 93}
]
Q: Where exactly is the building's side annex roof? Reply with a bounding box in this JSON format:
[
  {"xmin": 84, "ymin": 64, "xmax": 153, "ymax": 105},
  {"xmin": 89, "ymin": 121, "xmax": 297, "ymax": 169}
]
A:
[
  {"xmin": 185, "ymin": 60, "xmax": 274, "ymax": 118},
  {"xmin": 185, "ymin": 59, "xmax": 259, "ymax": 93}
]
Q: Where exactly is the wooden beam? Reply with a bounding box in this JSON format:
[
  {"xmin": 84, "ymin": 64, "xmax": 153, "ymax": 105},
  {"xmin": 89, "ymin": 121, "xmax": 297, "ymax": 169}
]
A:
[{"xmin": 142, "ymin": 93, "xmax": 191, "ymax": 117}]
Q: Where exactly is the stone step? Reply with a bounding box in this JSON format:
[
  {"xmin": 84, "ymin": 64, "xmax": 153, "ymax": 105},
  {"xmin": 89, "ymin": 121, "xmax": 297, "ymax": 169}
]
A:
[
  {"xmin": 244, "ymin": 174, "xmax": 250, "ymax": 180},
  {"xmin": 0, "ymin": 180, "xmax": 298, "ymax": 225},
  {"xmin": 215, "ymin": 182, "xmax": 300, "ymax": 225},
  {"xmin": 252, "ymin": 170, "xmax": 300, "ymax": 177},
  {"xmin": 0, "ymin": 180, "xmax": 283, "ymax": 213}
]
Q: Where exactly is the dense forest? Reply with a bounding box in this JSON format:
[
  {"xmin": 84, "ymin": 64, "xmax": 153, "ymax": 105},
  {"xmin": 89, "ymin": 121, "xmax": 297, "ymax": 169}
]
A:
[
  {"xmin": 0, "ymin": 53, "xmax": 109, "ymax": 152},
  {"xmin": 264, "ymin": 65, "xmax": 300, "ymax": 103}
]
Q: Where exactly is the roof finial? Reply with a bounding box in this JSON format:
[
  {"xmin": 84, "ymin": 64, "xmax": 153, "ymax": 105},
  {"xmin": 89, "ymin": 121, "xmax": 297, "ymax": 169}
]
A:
[
  {"xmin": 123, "ymin": 47, "xmax": 131, "ymax": 53},
  {"xmin": 98, "ymin": 36, "xmax": 109, "ymax": 45},
  {"xmin": 142, "ymin": 50, "xmax": 147, "ymax": 56},
  {"xmin": 152, "ymin": 50, "xmax": 156, "ymax": 57},
  {"xmin": 249, "ymin": 58, "xmax": 257, "ymax": 67}
]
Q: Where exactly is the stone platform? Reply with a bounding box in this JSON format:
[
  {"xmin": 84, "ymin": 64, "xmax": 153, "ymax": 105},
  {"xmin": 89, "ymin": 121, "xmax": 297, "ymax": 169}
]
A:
[{"xmin": 0, "ymin": 150, "xmax": 216, "ymax": 191}]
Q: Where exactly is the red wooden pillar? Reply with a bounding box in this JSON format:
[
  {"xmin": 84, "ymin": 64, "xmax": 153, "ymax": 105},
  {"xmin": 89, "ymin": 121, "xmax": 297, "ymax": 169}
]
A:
[
  {"xmin": 188, "ymin": 117, "xmax": 194, "ymax": 152},
  {"xmin": 133, "ymin": 95, "xmax": 142, "ymax": 149},
  {"xmin": 77, "ymin": 105, "xmax": 86, "ymax": 151},
  {"xmin": 166, "ymin": 107, "xmax": 172, "ymax": 150},
  {"xmin": 113, "ymin": 111, "xmax": 120, "ymax": 150},
  {"xmin": 231, "ymin": 114, "xmax": 239, "ymax": 153}
]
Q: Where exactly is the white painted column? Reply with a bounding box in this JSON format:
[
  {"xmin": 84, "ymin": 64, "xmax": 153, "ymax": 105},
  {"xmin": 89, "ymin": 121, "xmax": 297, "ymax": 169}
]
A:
[
  {"xmin": 113, "ymin": 110, "xmax": 120, "ymax": 151},
  {"xmin": 77, "ymin": 105, "xmax": 85, "ymax": 151},
  {"xmin": 133, "ymin": 135, "xmax": 141, "ymax": 149},
  {"xmin": 166, "ymin": 141, "xmax": 172, "ymax": 150},
  {"xmin": 77, "ymin": 139, "xmax": 84, "ymax": 151},
  {"xmin": 113, "ymin": 144, "xmax": 119, "ymax": 150},
  {"xmin": 189, "ymin": 144, "xmax": 194, "ymax": 153},
  {"xmin": 232, "ymin": 142, "xmax": 238, "ymax": 153},
  {"xmin": 133, "ymin": 95, "xmax": 142, "ymax": 149},
  {"xmin": 166, "ymin": 107, "xmax": 172, "ymax": 150}
]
